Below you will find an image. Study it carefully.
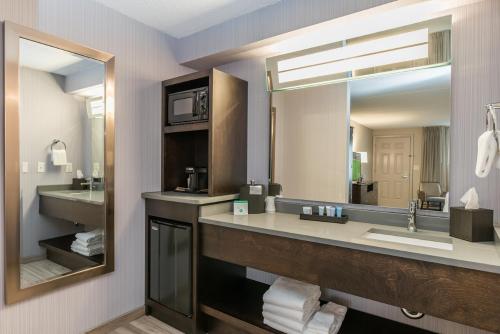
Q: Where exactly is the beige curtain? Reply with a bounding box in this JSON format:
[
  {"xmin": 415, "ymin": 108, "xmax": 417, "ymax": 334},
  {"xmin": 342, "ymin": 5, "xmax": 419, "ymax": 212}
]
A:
[{"xmin": 421, "ymin": 127, "xmax": 449, "ymax": 192}]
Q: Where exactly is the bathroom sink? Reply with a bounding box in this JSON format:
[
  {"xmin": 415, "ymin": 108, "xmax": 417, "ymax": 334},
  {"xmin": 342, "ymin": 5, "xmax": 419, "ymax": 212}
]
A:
[{"xmin": 363, "ymin": 228, "xmax": 453, "ymax": 251}]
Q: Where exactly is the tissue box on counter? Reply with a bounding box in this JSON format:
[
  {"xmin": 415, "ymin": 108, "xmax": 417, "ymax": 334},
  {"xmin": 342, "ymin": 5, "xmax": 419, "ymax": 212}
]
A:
[{"xmin": 450, "ymin": 207, "xmax": 494, "ymax": 242}]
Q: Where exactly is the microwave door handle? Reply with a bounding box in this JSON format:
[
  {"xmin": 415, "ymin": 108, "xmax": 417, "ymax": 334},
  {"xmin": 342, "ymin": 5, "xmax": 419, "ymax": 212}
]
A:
[{"xmin": 192, "ymin": 92, "xmax": 199, "ymax": 117}]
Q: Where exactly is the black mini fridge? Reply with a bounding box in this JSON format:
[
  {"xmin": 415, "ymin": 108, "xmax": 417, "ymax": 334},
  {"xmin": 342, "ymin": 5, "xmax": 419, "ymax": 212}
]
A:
[{"xmin": 149, "ymin": 218, "xmax": 192, "ymax": 316}]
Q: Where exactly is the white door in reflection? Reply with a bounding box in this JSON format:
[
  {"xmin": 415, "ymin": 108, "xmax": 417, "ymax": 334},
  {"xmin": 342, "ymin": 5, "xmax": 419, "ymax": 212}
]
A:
[{"xmin": 373, "ymin": 136, "xmax": 411, "ymax": 208}]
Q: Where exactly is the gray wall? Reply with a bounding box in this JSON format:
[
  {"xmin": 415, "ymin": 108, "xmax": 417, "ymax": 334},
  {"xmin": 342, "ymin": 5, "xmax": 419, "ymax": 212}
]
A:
[
  {"xmin": 19, "ymin": 67, "xmax": 86, "ymax": 259},
  {"xmin": 176, "ymin": 0, "xmax": 394, "ymax": 64},
  {"xmin": 0, "ymin": 0, "xmax": 190, "ymax": 333}
]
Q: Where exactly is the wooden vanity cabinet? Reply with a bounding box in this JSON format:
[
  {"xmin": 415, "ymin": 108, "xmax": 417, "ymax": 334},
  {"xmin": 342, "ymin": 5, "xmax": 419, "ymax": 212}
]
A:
[
  {"xmin": 161, "ymin": 69, "xmax": 248, "ymax": 196},
  {"xmin": 199, "ymin": 223, "xmax": 500, "ymax": 334}
]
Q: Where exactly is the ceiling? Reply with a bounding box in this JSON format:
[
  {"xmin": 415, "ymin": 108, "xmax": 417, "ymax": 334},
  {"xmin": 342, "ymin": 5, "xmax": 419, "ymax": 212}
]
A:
[
  {"xmin": 94, "ymin": 0, "xmax": 281, "ymax": 38},
  {"xmin": 350, "ymin": 66, "xmax": 451, "ymax": 129},
  {"xmin": 20, "ymin": 39, "xmax": 103, "ymax": 76}
]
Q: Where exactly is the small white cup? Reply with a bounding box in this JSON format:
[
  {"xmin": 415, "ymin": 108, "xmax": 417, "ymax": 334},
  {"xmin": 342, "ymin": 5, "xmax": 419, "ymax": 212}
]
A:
[
  {"xmin": 302, "ymin": 206, "xmax": 313, "ymax": 215},
  {"xmin": 318, "ymin": 206, "xmax": 325, "ymax": 216},
  {"xmin": 326, "ymin": 206, "xmax": 333, "ymax": 217}
]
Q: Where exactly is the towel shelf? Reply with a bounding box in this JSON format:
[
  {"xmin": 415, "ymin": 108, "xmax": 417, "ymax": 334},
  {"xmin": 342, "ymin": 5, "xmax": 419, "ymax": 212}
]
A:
[
  {"xmin": 198, "ymin": 257, "xmax": 434, "ymax": 334},
  {"xmin": 38, "ymin": 234, "xmax": 103, "ymax": 271}
]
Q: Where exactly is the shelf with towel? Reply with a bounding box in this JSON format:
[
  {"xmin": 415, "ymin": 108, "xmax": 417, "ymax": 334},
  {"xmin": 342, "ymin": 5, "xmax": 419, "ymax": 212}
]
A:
[
  {"xmin": 38, "ymin": 234, "xmax": 104, "ymax": 271},
  {"xmin": 198, "ymin": 257, "xmax": 433, "ymax": 334}
]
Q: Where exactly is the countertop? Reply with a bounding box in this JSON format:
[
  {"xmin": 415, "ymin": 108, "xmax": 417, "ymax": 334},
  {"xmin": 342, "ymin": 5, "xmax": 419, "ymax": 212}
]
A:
[
  {"xmin": 199, "ymin": 212, "xmax": 500, "ymax": 274},
  {"xmin": 38, "ymin": 189, "xmax": 104, "ymax": 205},
  {"xmin": 141, "ymin": 191, "xmax": 238, "ymax": 205}
]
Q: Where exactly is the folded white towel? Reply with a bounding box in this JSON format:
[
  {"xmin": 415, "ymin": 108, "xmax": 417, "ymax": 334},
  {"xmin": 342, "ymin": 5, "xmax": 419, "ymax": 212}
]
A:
[
  {"xmin": 263, "ymin": 301, "xmax": 320, "ymax": 322},
  {"xmin": 263, "ymin": 318, "xmax": 301, "ymax": 334},
  {"xmin": 304, "ymin": 302, "xmax": 347, "ymax": 334},
  {"xmin": 71, "ymin": 240, "xmax": 103, "ymax": 251},
  {"xmin": 263, "ymin": 311, "xmax": 306, "ymax": 333},
  {"xmin": 73, "ymin": 237, "xmax": 103, "ymax": 248},
  {"xmin": 71, "ymin": 247, "xmax": 104, "ymax": 257},
  {"xmin": 263, "ymin": 277, "xmax": 321, "ymax": 311},
  {"xmin": 51, "ymin": 149, "xmax": 67, "ymax": 166},
  {"xmin": 75, "ymin": 229, "xmax": 104, "ymax": 243},
  {"xmin": 71, "ymin": 242, "xmax": 104, "ymax": 256}
]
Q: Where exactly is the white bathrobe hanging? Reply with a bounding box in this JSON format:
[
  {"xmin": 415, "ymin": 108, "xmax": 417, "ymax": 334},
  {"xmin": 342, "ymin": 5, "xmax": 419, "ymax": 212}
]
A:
[{"xmin": 475, "ymin": 106, "xmax": 499, "ymax": 178}]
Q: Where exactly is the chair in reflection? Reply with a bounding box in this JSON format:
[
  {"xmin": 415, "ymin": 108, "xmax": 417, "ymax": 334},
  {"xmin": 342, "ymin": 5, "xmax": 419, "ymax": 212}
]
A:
[{"xmin": 418, "ymin": 182, "xmax": 446, "ymax": 210}]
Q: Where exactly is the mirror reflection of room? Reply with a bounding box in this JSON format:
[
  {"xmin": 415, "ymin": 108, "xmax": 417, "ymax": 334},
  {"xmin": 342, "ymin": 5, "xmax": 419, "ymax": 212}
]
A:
[
  {"xmin": 19, "ymin": 39, "xmax": 106, "ymax": 288},
  {"xmin": 350, "ymin": 66, "xmax": 451, "ymax": 210},
  {"xmin": 272, "ymin": 65, "xmax": 451, "ymax": 212}
]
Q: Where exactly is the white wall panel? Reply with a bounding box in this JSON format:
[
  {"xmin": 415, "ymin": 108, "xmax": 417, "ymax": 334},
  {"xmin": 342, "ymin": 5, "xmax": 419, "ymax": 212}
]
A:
[{"xmin": 217, "ymin": 58, "xmax": 270, "ymax": 184}]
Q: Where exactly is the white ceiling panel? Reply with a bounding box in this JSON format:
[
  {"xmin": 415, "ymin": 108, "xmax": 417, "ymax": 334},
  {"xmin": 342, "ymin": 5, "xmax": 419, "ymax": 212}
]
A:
[
  {"xmin": 93, "ymin": 0, "xmax": 281, "ymax": 38},
  {"xmin": 350, "ymin": 66, "xmax": 451, "ymax": 129},
  {"xmin": 20, "ymin": 39, "xmax": 103, "ymax": 76}
]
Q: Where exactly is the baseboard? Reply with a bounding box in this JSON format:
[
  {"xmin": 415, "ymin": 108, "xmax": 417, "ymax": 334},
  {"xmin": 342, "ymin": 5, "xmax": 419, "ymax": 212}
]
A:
[{"xmin": 86, "ymin": 306, "xmax": 145, "ymax": 334}]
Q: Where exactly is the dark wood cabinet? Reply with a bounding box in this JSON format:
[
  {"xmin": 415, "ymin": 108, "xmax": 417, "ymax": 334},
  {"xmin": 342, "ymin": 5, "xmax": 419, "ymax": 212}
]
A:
[
  {"xmin": 161, "ymin": 69, "xmax": 247, "ymax": 196},
  {"xmin": 351, "ymin": 182, "xmax": 378, "ymax": 205}
]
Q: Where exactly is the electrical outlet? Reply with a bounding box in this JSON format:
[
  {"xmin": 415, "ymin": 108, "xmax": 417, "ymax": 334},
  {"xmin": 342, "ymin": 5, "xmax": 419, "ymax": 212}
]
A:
[
  {"xmin": 65, "ymin": 163, "xmax": 73, "ymax": 173},
  {"xmin": 37, "ymin": 161, "xmax": 46, "ymax": 173},
  {"xmin": 22, "ymin": 161, "xmax": 29, "ymax": 173}
]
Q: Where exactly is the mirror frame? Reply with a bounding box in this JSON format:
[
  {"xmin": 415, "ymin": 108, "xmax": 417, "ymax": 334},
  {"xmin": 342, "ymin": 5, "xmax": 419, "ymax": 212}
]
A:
[{"xmin": 3, "ymin": 21, "xmax": 115, "ymax": 304}]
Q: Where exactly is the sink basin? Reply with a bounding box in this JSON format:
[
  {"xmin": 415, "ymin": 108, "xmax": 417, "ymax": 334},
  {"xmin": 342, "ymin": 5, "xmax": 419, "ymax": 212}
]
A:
[{"xmin": 363, "ymin": 228, "xmax": 453, "ymax": 251}]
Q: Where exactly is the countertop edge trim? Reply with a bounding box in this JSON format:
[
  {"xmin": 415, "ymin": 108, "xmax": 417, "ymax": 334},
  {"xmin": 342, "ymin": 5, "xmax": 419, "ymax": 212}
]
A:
[{"xmin": 198, "ymin": 217, "xmax": 500, "ymax": 275}]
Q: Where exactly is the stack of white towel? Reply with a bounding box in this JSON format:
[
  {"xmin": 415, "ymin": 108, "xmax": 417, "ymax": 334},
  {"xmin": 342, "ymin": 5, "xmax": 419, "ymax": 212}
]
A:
[
  {"xmin": 303, "ymin": 302, "xmax": 347, "ymax": 334},
  {"xmin": 262, "ymin": 277, "xmax": 321, "ymax": 334},
  {"xmin": 71, "ymin": 229, "xmax": 104, "ymax": 256}
]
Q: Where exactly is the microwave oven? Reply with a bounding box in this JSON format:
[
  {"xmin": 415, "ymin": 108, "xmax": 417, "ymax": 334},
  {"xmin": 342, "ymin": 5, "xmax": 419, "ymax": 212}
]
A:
[{"xmin": 167, "ymin": 87, "xmax": 208, "ymax": 125}]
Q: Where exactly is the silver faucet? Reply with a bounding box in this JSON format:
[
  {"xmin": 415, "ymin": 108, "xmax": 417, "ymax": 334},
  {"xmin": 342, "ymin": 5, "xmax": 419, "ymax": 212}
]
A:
[
  {"xmin": 81, "ymin": 177, "xmax": 95, "ymax": 190},
  {"xmin": 408, "ymin": 200, "xmax": 418, "ymax": 232}
]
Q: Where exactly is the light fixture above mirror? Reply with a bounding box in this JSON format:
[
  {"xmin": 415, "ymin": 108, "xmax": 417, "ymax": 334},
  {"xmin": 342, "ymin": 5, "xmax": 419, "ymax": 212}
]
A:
[{"xmin": 266, "ymin": 16, "xmax": 451, "ymax": 91}]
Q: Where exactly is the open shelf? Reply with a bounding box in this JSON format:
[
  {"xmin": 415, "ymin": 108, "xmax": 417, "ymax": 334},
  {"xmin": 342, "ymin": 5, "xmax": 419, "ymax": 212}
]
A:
[
  {"xmin": 164, "ymin": 122, "xmax": 208, "ymax": 134},
  {"xmin": 163, "ymin": 130, "xmax": 209, "ymax": 192},
  {"xmin": 39, "ymin": 234, "xmax": 104, "ymax": 271},
  {"xmin": 199, "ymin": 258, "xmax": 434, "ymax": 334},
  {"xmin": 200, "ymin": 277, "xmax": 281, "ymax": 334}
]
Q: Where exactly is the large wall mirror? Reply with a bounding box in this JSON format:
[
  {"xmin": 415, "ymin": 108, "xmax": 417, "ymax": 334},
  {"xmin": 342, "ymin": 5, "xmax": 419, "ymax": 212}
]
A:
[
  {"xmin": 4, "ymin": 22, "xmax": 115, "ymax": 304},
  {"xmin": 268, "ymin": 16, "xmax": 451, "ymax": 214}
]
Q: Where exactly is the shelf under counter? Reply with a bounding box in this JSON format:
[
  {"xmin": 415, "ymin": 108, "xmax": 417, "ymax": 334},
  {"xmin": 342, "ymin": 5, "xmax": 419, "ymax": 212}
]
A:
[
  {"xmin": 39, "ymin": 234, "xmax": 104, "ymax": 271},
  {"xmin": 199, "ymin": 259, "xmax": 433, "ymax": 334}
]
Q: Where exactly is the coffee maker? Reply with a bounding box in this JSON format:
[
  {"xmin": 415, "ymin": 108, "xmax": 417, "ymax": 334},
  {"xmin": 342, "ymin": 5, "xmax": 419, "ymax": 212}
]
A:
[{"xmin": 184, "ymin": 167, "xmax": 208, "ymax": 193}]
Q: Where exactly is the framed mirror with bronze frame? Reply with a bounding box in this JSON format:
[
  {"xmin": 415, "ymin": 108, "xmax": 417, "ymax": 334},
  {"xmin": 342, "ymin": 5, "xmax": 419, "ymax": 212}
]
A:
[{"xmin": 4, "ymin": 21, "xmax": 115, "ymax": 304}]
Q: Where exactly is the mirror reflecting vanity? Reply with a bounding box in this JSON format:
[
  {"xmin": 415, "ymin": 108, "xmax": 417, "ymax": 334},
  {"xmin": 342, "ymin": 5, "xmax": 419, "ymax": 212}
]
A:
[
  {"xmin": 4, "ymin": 22, "xmax": 115, "ymax": 304},
  {"xmin": 268, "ymin": 16, "xmax": 452, "ymax": 214}
]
